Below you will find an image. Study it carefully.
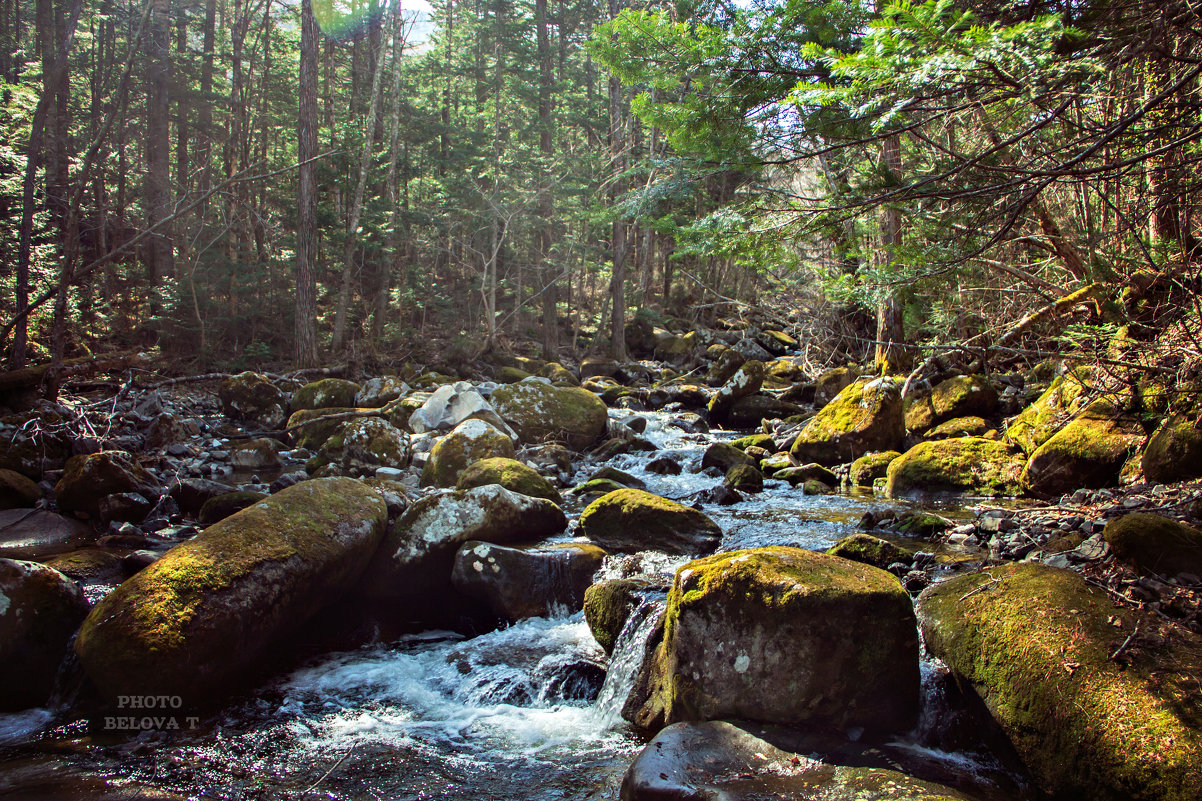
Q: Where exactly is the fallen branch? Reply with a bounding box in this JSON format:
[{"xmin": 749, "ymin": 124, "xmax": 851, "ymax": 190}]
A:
[{"xmin": 0, "ymin": 351, "xmax": 147, "ymax": 396}]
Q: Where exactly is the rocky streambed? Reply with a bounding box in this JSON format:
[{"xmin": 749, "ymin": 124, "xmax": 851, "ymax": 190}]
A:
[{"xmin": 1, "ymin": 330, "xmax": 1201, "ymax": 800}]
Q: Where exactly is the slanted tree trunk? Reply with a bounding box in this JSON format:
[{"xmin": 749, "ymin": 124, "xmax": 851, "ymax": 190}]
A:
[{"xmin": 295, "ymin": 0, "xmax": 320, "ymax": 367}]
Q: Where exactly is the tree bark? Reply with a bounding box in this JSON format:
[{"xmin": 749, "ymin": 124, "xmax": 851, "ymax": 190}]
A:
[
  {"xmin": 295, "ymin": 0, "xmax": 320, "ymax": 367},
  {"xmin": 145, "ymin": 0, "xmax": 174, "ymax": 318},
  {"xmin": 607, "ymin": 0, "xmax": 627, "ymax": 360},
  {"xmin": 537, "ymin": 0, "xmax": 558, "ymax": 360},
  {"xmin": 875, "ymin": 132, "xmax": 910, "ymax": 374}
]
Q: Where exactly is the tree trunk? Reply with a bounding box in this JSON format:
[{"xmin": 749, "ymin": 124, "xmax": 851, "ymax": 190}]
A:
[
  {"xmin": 607, "ymin": 0, "xmax": 627, "ymax": 360},
  {"xmin": 536, "ymin": 0, "xmax": 558, "ymax": 360},
  {"xmin": 145, "ymin": 0, "xmax": 174, "ymax": 319},
  {"xmin": 875, "ymin": 133, "xmax": 910, "ymax": 374},
  {"xmin": 295, "ymin": 0, "xmax": 320, "ymax": 367}
]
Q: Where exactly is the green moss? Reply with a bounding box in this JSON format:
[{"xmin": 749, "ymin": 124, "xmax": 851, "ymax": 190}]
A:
[
  {"xmin": 589, "ymin": 466, "xmax": 646, "ymax": 488},
  {"xmin": 827, "ymin": 533, "xmax": 912, "ymax": 568},
  {"xmin": 496, "ymin": 366, "xmax": 533, "ymax": 383},
  {"xmin": 285, "ymin": 407, "xmax": 363, "ymax": 450},
  {"xmin": 456, "ymin": 457, "xmax": 562, "ymax": 503},
  {"xmin": 491, "ymin": 381, "xmax": 608, "ymax": 450},
  {"xmin": 849, "ymin": 451, "xmax": 902, "ymax": 486},
  {"xmin": 1141, "ymin": 414, "xmax": 1202, "ymax": 484},
  {"xmin": 1104, "ymin": 513, "xmax": 1202, "ymax": 577},
  {"xmin": 578, "ymin": 488, "xmax": 721, "ymax": 555},
  {"xmin": 1020, "ymin": 400, "xmax": 1145, "ymax": 497},
  {"xmin": 790, "ymin": 378, "xmax": 903, "ymax": 465},
  {"xmin": 724, "ymin": 464, "xmax": 763, "ymax": 493},
  {"xmin": 290, "ymin": 378, "xmax": 361, "ymax": 412},
  {"xmin": 904, "ymin": 375, "xmax": 997, "ymax": 434},
  {"xmin": 1006, "ymin": 368, "xmax": 1093, "ymax": 455},
  {"xmin": 420, "ymin": 420, "xmax": 515, "ymax": 487},
  {"xmin": 886, "ymin": 437, "xmax": 1023, "ymax": 498},
  {"xmin": 583, "ymin": 578, "xmax": 654, "ymax": 654},
  {"xmin": 730, "ymin": 433, "xmax": 774, "ymax": 451},
  {"xmin": 538, "ymin": 362, "xmax": 580, "ymax": 386},
  {"xmin": 919, "ymin": 563, "xmax": 1202, "ymax": 801},
  {"xmin": 928, "ymin": 416, "xmax": 990, "ymax": 439}
]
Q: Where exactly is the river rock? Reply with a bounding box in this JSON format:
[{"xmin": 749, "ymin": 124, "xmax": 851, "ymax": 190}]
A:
[
  {"xmin": 580, "ymin": 357, "xmax": 620, "ymax": 379},
  {"xmin": 322, "ymin": 417, "xmax": 413, "ymax": 474},
  {"xmin": 74, "ymin": 477, "xmax": 387, "ymax": 703},
  {"xmin": 849, "ymin": 450, "xmax": 901, "ymax": 486},
  {"xmin": 450, "ymin": 540, "xmax": 606, "ymax": 620},
  {"xmin": 355, "ymin": 376, "xmax": 410, "ymax": 408},
  {"xmin": 578, "ymin": 489, "xmax": 721, "ymax": 555},
  {"xmin": 826, "ymin": 533, "xmax": 911, "ymax": 569},
  {"xmin": 927, "ymin": 415, "xmax": 991, "ymax": 439},
  {"xmin": 583, "ymin": 578, "xmax": 664, "ymax": 654},
  {"xmin": 622, "ymin": 721, "xmax": 977, "ymax": 801},
  {"xmin": 701, "ymin": 441, "xmax": 755, "ymax": 473},
  {"xmin": 358, "ymin": 484, "xmax": 567, "ymax": 605},
  {"xmin": 790, "ymin": 377, "xmax": 904, "ymax": 466},
  {"xmin": 290, "ymin": 378, "xmax": 361, "ymax": 412},
  {"xmin": 144, "ymin": 413, "xmax": 192, "ymax": 449},
  {"xmin": 0, "ymin": 558, "xmax": 90, "ymax": 711},
  {"xmin": 229, "ymin": 437, "xmax": 282, "ymax": 469},
  {"xmin": 490, "ymin": 379, "xmax": 608, "ymax": 450},
  {"xmin": 814, "ymin": 366, "xmax": 859, "ymax": 405},
  {"xmin": 724, "ymin": 464, "xmax": 763, "ymax": 493},
  {"xmin": 1019, "ymin": 399, "xmax": 1144, "ymax": 498},
  {"xmin": 539, "ymin": 362, "xmax": 580, "ymax": 386},
  {"xmin": 408, "ymin": 382, "xmax": 514, "ymax": 436},
  {"xmin": 627, "ymin": 546, "xmax": 919, "ymax": 733},
  {"xmin": 886, "ymin": 438, "xmax": 1024, "ymax": 497},
  {"xmin": 43, "ymin": 547, "xmax": 125, "ymax": 584},
  {"xmin": 733, "ymin": 337, "xmax": 773, "ymax": 362},
  {"xmin": 198, "ymin": 490, "xmax": 268, "ymax": 525},
  {"xmin": 1141, "ymin": 413, "xmax": 1202, "ymax": 483},
  {"xmin": 1103, "ymin": 513, "xmax": 1202, "ymax": 578},
  {"xmin": 421, "ymin": 418, "xmax": 515, "ymax": 487},
  {"xmin": 1004, "ymin": 367, "xmax": 1092, "ymax": 455},
  {"xmin": 217, "ymin": 371, "xmax": 288, "ymax": 429},
  {"xmin": 904, "ymin": 375, "xmax": 998, "ymax": 434},
  {"xmin": 775, "ymin": 463, "xmax": 838, "ymax": 486},
  {"xmin": 455, "ymin": 456, "xmax": 562, "ymax": 503},
  {"xmin": 706, "ymin": 361, "xmax": 764, "ymax": 425},
  {"xmin": 918, "ymin": 562, "xmax": 1202, "ymax": 801},
  {"xmin": 0, "ymin": 468, "xmax": 40, "ymax": 510},
  {"xmin": 170, "ymin": 478, "xmax": 237, "ymax": 516},
  {"xmin": 705, "ymin": 348, "xmax": 745, "ymax": 387},
  {"xmin": 284, "ymin": 407, "xmax": 362, "ymax": 449},
  {"xmin": 53, "ymin": 451, "xmax": 161, "ymax": 519},
  {"xmin": 758, "ymin": 329, "xmax": 799, "ymax": 354},
  {"xmin": 0, "ymin": 510, "xmax": 92, "ymax": 561},
  {"xmin": 727, "ymin": 395, "xmax": 804, "ymax": 428}
]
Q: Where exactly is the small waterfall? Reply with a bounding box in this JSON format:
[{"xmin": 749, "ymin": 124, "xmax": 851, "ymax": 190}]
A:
[{"xmin": 593, "ymin": 593, "xmax": 666, "ymax": 729}]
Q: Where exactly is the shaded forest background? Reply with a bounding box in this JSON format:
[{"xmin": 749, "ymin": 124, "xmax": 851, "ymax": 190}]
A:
[{"xmin": 3, "ymin": 0, "xmax": 1202, "ymax": 381}]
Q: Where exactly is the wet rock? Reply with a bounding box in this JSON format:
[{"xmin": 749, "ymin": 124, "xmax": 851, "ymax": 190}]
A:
[
  {"xmin": 421, "ymin": 418, "xmax": 515, "ymax": 487},
  {"xmin": 591, "ymin": 434, "xmax": 657, "ymax": 461},
  {"xmin": 775, "ymin": 463, "xmax": 838, "ymax": 487},
  {"xmin": 758, "ymin": 453, "xmax": 793, "ymax": 475},
  {"xmin": 706, "ymin": 361, "xmax": 765, "ymax": 426},
  {"xmin": 886, "ymin": 437, "xmax": 1024, "ymax": 498},
  {"xmin": 53, "ymin": 451, "xmax": 161, "ymax": 519},
  {"xmin": 451, "ymin": 540, "xmax": 606, "ymax": 620},
  {"xmin": 826, "ymin": 533, "xmax": 911, "ymax": 569},
  {"xmin": 790, "ymin": 378, "xmax": 904, "ymax": 466},
  {"xmin": 1103, "ymin": 513, "xmax": 1202, "ymax": 578},
  {"xmin": 0, "ymin": 510, "xmax": 92, "ymax": 561},
  {"xmin": 74, "ymin": 477, "xmax": 388, "ymax": 703},
  {"xmin": 668, "ymin": 413, "xmax": 709, "ymax": 434},
  {"xmin": 1141, "ymin": 413, "xmax": 1202, "ymax": 484},
  {"xmin": 849, "ymin": 450, "xmax": 902, "ymax": 487},
  {"xmin": 814, "ymin": 366, "xmax": 860, "ymax": 405},
  {"xmin": 322, "ymin": 417, "xmax": 414, "ymax": 474},
  {"xmin": 579, "ymin": 489, "xmax": 721, "ymax": 555},
  {"xmin": 705, "ymin": 348, "xmax": 746, "ymax": 387},
  {"xmin": 95, "ymin": 491, "xmax": 153, "ymax": 525},
  {"xmin": 583, "ymin": 577, "xmax": 664, "ymax": 654},
  {"xmin": 570, "ymin": 478, "xmax": 629, "ymax": 498},
  {"xmin": 919, "ymin": 563, "xmax": 1202, "ymax": 801},
  {"xmin": 355, "ymin": 376, "xmax": 410, "ymax": 408},
  {"xmin": 628, "ymin": 547, "xmax": 919, "ymax": 733},
  {"xmin": 170, "ymin": 478, "xmax": 236, "ymax": 516},
  {"xmin": 291, "ymin": 378, "xmax": 362, "ymax": 412},
  {"xmin": 904, "ymin": 375, "xmax": 998, "ymax": 435},
  {"xmin": 455, "ymin": 456, "xmax": 562, "ymax": 503},
  {"xmin": 1020, "ymin": 400, "xmax": 1145, "ymax": 498},
  {"xmin": 217, "ymin": 372, "xmax": 288, "ymax": 429},
  {"xmin": 588, "ymin": 466, "xmax": 647, "ymax": 490},
  {"xmin": 358, "ymin": 484, "xmax": 567, "ymax": 605},
  {"xmin": 229, "ymin": 437, "xmax": 282, "ymax": 469},
  {"xmin": 646, "ymin": 455, "xmax": 682, "ymax": 475},
  {"xmin": 0, "ymin": 468, "xmax": 40, "ymax": 510},
  {"xmin": 0, "ymin": 558, "xmax": 89, "ymax": 711},
  {"xmin": 198, "ymin": 490, "xmax": 268, "ymax": 525},
  {"xmin": 1005, "ymin": 367, "xmax": 1093, "ymax": 455},
  {"xmin": 727, "ymin": 395, "xmax": 804, "ymax": 429},
  {"xmin": 144, "ymin": 413, "xmax": 192, "ymax": 449},
  {"xmin": 693, "ymin": 485, "xmax": 744, "ymax": 506},
  {"xmin": 490, "ymin": 379, "xmax": 608, "ymax": 450},
  {"xmin": 622, "ymin": 721, "xmax": 978, "ymax": 801},
  {"xmin": 729, "ymin": 433, "xmax": 775, "ymax": 451},
  {"xmin": 701, "ymin": 441, "xmax": 755, "ymax": 473},
  {"xmin": 44, "ymin": 547, "xmax": 124, "ymax": 584},
  {"xmin": 121, "ymin": 549, "xmax": 162, "ymax": 575},
  {"xmin": 724, "ymin": 464, "xmax": 763, "ymax": 493}
]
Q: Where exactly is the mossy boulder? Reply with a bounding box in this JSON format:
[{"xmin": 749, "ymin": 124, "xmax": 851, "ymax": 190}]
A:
[
  {"xmin": 570, "ymin": 478, "xmax": 629, "ymax": 497},
  {"xmin": 1005, "ymin": 368, "xmax": 1093, "ymax": 455},
  {"xmin": 284, "ymin": 407, "xmax": 364, "ymax": 450},
  {"xmin": 727, "ymin": 395, "xmax": 804, "ymax": 429},
  {"xmin": 790, "ymin": 378, "xmax": 904, "ymax": 466},
  {"xmin": 74, "ymin": 478, "xmax": 387, "ymax": 703},
  {"xmin": 322, "ymin": 417, "xmax": 413, "ymax": 474},
  {"xmin": 354, "ymin": 376, "xmax": 409, "ymax": 408},
  {"xmin": 706, "ymin": 361, "xmax": 764, "ymax": 425},
  {"xmin": 43, "ymin": 547, "xmax": 124, "ymax": 584},
  {"xmin": 918, "ymin": 563, "xmax": 1202, "ymax": 801},
  {"xmin": 0, "ymin": 558, "xmax": 89, "ymax": 711},
  {"xmin": 0, "ymin": 468, "xmax": 40, "ymax": 510},
  {"xmin": 420, "ymin": 418, "xmax": 514, "ymax": 487},
  {"xmin": 904, "ymin": 375, "xmax": 998, "ymax": 434},
  {"xmin": 217, "ymin": 371, "xmax": 288, "ymax": 429},
  {"xmin": 1103, "ymin": 513, "xmax": 1202, "ymax": 578},
  {"xmin": 1020, "ymin": 400, "xmax": 1144, "ymax": 498},
  {"xmin": 927, "ymin": 416, "xmax": 991, "ymax": 440},
  {"xmin": 450, "ymin": 540, "xmax": 606, "ymax": 621},
  {"xmin": 775, "ymin": 463, "xmax": 838, "ymax": 486},
  {"xmin": 583, "ymin": 578, "xmax": 662, "ymax": 654},
  {"xmin": 849, "ymin": 451, "xmax": 902, "ymax": 487},
  {"xmin": 290, "ymin": 378, "xmax": 361, "ymax": 412},
  {"xmin": 758, "ymin": 453, "xmax": 793, "ymax": 475},
  {"xmin": 198, "ymin": 490, "xmax": 268, "ymax": 525},
  {"xmin": 729, "ymin": 433, "xmax": 774, "ymax": 451},
  {"xmin": 455, "ymin": 457, "xmax": 562, "ymax": 503},
  {"xmin": 580, "ymin": 357, "xmax": 620, "ymax": 379},
  {"xmin": 496, "ymin": 366, "xmax": 533, "ymax": 383},
  {"xmin": 724, "ymin": 464, "xmax": 763, "ymax": 493},
  {"xmin": 229, "ymin": 437, "xmax": 282, "ymax": 470},
  {"xmin": 538, "ymin": 361, "xmax": 580, "ymax": 386},
  {"xmin": 814, "ymin": 366, "xmax": 860, "ymax": 405},
  {"xmin": 705, "ymin": 348, "xmax": 746, "ymax": 387},
  {"xmin": 490, "ymin": 379, "xmax": 608, "ymax": 450},
  {"xmin": 701, "ymin": 441, "xmax": 755, "ymax": 473},
  {"xmin": 358, "ymin": 484, "xmax": 567, "ymax": 605},
  {"xmin": 578, "ymin": 489, "xmax": 721, "ymax": 555},
  {"xmin": 758, "ymin": 329, "xmax": 799, "ymax": 353},
  {"xmin": 628, "ymin": 546, "xmax": 919, "ymax": 733},
  {"xmin": 886, "ymin": 438, "xmax": 1024, "ymax": 498},
  {"xmin": 1141, "ymin": 413, "xmax": 1202, "ymax": 484},
  {"xmin": 826, "ymin": 533, "xmax": 912, "ymax": 569},
  {"xmin": 54, "ymin": 451, "xmax": 161, "ymax": 518}
]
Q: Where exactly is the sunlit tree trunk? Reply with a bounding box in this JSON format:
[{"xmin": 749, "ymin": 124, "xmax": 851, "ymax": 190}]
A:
[{"xmin": 295, "ymin": 0, "xmax": 320, "ymax": 367}]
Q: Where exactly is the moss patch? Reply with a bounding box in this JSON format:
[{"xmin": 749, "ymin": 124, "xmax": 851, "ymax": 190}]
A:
[
  {"xmin": 886, "ymin": 437, "xmax": 1023, "ymax": 498},
  {"xmin": 1141, "ymin": 413, "xmax": 1202, "ymax": 484},
  {"xmin": 849, "ymin": 451, "xmax": 902, "ymax": 486},
  {"xmin": 904, "ymin": 375, "xmax": 997, "ymax": 434},
  {"xmin": 1005, "ymin": 368, "xmax": 1093, "ymax": 455},
  {"xmin": 790, "ymin": 378, "xmax": 904, "ymax": 466},
  {"xmin": 491, "ymin": 381, "xmax": 607, "ymax": 450},
  {"xmin": 456, "ymin": 457, "xmax": 562, "ymax": 503},
  {"xmin": 1104, "ymin": 513, "xmax": 1202, "ymax": 578},
  {"xmin": 290, "ymin": 378, "xmax": 361, "ymax": 412},
  {"xmin": 1020, "ymin": 399, "xmax": 1144, "ymax": 497},
  {"xmin": 578, "ymin": 488, "xmax": 721, "ymax": 555}
]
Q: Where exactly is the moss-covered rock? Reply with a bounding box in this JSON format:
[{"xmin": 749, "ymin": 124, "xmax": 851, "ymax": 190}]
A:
[
  {"xmin": 886, "ymin": 438, "xmax": 1024, "ymax": 498},
  {"xmin": 1020, "ymin": 400, "xmax": 1145, "ymax": 498},
  {"xmin": 1005, "ymin": 368, "xmax": 1092, "ymax": 455},
  {"xmin": 849, "ymin": 451, "xmax": 902, "ymax": 486},
  {"xmin": 583, "ymin": 578, "xmax": 662, "ymax": 654},
  {"xmin": 918, "ymin": 563, "xmax": 1202, "ymax": 801},
  {"xmin": 569, "ymin": 478, "xmax": 629, "ymax": 497},
  {"xmin": 724, "ymin": 464, "xmax": 763, "ymax": 493},
  {"xmin": 706, "ymin": 361, "xmax": 764, "ymax": 425},
  {"xmin": 729, "ymin": 433, "xmax": 774, "ymax": 451},
  {"xmin": 774, "ymin": 463, "xmax": 838, "ymax": 486},
  {"xmin": 0, "ymin": 468, "xmax": 40, "ymax": 510},
  {"xmin": 701, "ymin": 441, "xmax": 755, "ymax": 473},
  {"xmin": 705, "ymin": 348, "xmax": 746, "ymax": 388},
  {"xmin": 1103, "ymin": 513, "xmax": 1202, "ymax": 578},
  {"xmin": 927, "ymin": 416, "xmax": 991, "ymax": 440},
  {"xmin": 198, "ymin": 490, "xmax": 268, "ymax": 525},
  {"xmin": 229, "ymin": 437, "xmax": 282, "ymax": 470},
  {"xmin": 496, "ymin": 366, "xmax": 533, "ymax": 383},
  {"xmin": 904, "ymin": 375, "xmax": 998, "ymax": 434},
  {"xmin": 758, "ymin": 453, "xmax": 793, "ymax": 475},
  {"xmin": 420, "ymin": 418, "xmax": 515, "ymax": 487},
  {"xmin": 826, "ymin": 533, "xmax": 911, "ymax": 569},
  {"xmin": 814, "ymin": 366, "xmax": 860, "ymax": 405},
  {"xmin": 217, "ymin": 371, "xmax": 288, "ymax": 428},
  {"xmin": 628, "ymin": 546, "xmax": 918, "ymax": 733},
  {"xmin": 290, "ymin": 378, "xmax": 361, "ymax": 412},
  {"xmin": 54, "ymin": 451, "xmax": 161, "ymax": 518},
  {"xmin": 538, "ymin": 362, "xmax": 580, "ymax": 386},
  {"xmin": 579, "ymin": 489, "xmax": 721, "ymax": 555},
  {"xmin": 322, "ymin": 417, "xmax": 414, "ymax": 474},
  {"xmin": 727, "ymin": 395, "xmax": 804, "ymax": 429},
  {"xmin": 490, "ymin": 379, "xmax": 608, "ymax": 450},
  {"xmin": 0, "ymin": 558, "xmax": 89, "ymax": 711},
  {"xmin": 354, "ymin": 376, "xmax": 409, "ymax": 408},
  {"xmin": 358, "ymin": 485, "xmax": 567, "ymax": 605},
  {"xmin": 450, "ymin": 540, "xmax": 606, "ymax": 621},
  {"xmin": 790, "ymin": 378, "xmax": 904, "ymax": 466},
  {"xmin": 1141, "ymin": 413, "xmax": 1202, "ymax": 484},
  {"xmin": 74, "ymin": 478, "xmax": 387, "ymax": 703},
  {"xmin": 43, "ymin": 547, "xmax": 124, "ymax": 584},
  {"xmin": 455, "ymin": 456, "xmax": 562, "ymax": 503},
  {"xmin": 285, "ymin": 407, "xmax": 364, "ymax": 450}
]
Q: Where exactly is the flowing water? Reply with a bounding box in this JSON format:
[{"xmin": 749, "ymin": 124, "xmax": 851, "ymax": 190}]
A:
[{"xmin": 0, "ymin": 409, "xmax": 1011, "ymax": 799}]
